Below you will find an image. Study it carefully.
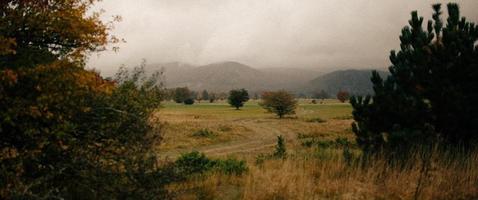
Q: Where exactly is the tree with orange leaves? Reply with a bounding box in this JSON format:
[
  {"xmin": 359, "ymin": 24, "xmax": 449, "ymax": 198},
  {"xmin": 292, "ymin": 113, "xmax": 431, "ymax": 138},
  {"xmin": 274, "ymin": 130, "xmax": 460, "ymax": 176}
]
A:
[{"xmin": 0, "ymin": 1, "xmax": 168, "ymax": 199}]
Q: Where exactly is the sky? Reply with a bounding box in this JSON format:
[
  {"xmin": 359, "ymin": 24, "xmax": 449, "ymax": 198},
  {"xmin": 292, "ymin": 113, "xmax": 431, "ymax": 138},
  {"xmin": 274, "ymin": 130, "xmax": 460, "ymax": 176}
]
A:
[{"xmin": 87, "ymin": 0, "xmax": 478, "ymax": 73}]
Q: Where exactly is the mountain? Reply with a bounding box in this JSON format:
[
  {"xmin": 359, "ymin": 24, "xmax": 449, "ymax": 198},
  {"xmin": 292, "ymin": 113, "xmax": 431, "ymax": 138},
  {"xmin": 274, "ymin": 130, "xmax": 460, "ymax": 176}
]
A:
[
  {"xmin": 148, "ymin": 61, "xmax": 323, "ymax": 92},
  {"xmin": 138, "ymin": 61, "xmax": 388, "ymax": 96},
  {"xmin": 305, "ymin": 69, "xmax": 390, "ymax": 96},
  {"xmin": 172, "ymin": 61, "xmax": 267, "ymax": 92}
]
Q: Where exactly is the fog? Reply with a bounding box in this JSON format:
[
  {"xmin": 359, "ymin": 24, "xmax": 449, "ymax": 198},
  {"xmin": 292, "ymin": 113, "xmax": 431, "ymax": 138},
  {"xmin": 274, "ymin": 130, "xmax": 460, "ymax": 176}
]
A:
[{"xmin": 87, "ymin": 0, "xmax": 478, "ymax": 74}]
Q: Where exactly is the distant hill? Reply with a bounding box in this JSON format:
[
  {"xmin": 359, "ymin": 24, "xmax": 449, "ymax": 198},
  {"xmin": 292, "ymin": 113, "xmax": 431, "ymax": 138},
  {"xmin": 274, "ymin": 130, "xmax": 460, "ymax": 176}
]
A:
[
  {"xmin": 147, "ymin": 61, "xmax": 323, "ymax": 92},
  {"xmin": 138, "ymin": 61, "xmax": 388, "ymax": 96},
  {"xmin": 305, "ymin": 69, "xmax": 390, "ymax": 96}
]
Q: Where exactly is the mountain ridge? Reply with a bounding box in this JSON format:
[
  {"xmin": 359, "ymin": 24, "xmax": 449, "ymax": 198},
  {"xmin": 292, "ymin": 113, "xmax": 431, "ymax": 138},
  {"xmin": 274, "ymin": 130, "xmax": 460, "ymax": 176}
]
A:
[{"xmin": 118, "ymin": 61, "xmax": 388, "ymax": 96}]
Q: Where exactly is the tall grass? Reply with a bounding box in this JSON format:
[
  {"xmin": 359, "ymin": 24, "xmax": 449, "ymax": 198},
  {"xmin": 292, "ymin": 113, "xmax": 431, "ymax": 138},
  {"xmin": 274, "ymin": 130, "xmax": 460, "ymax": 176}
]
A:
[{"xmin": 170, "ymin": 148, "xmax": 478, "ymax": 199}]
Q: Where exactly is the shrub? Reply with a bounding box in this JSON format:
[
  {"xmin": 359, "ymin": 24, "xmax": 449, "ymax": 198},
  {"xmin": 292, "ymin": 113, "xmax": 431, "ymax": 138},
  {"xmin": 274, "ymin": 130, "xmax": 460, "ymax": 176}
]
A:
[
  {"xmin": 336, "ymin": 90, "xmax": 350, "ymax": 103},
  {"xmin": 173, "ymin": 87, "xmax": 191, "ymax": 103},
  {"xmin": 305, "ymin": 117, "xmax": 326, "ymax": 123},
  {"xmin": 213, "ymin": 158, "xmax": 248, "ymax": 175},
  {"xmin": 273, "ymin": 135, "xmax": 287, "ymax": 159},
  {"xmin": 192, "ymin": 129, "xmax": 216, "ymax": 138},
  {"xmin": 174, "ymin": 151, "xmax": 248, "ymax": 176},
  {"xmin": 184, "ymin": 98, "xmax": 195, "ymax": 105},
  {"xmin": 175, "ymin": 151, "xmax": 214, "ymax": 175}
]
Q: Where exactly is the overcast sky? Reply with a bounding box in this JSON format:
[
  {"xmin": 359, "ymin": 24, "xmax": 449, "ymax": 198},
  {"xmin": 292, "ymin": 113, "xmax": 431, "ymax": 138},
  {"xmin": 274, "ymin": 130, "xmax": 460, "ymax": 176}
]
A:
[{"xmin": 87, "ymin": 0, "xmax": 478, "ymax": 73}]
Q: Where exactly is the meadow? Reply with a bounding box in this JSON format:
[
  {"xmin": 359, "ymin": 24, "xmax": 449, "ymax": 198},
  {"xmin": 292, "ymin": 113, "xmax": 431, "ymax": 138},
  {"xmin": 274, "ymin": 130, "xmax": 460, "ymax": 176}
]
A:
[
  {"xmin": 157, "ymin": 99, "xmax": 353, "ymax": 158},
  {"xmin": 158, "ymin": 100, "xmax": 478, "ymax": 200}
]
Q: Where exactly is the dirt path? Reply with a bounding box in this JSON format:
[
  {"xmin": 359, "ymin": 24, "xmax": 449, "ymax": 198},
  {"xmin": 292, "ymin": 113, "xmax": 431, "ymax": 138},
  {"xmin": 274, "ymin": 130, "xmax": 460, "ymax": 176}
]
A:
[{"xmin": 159, "ymin": 118, "xmax": 284, "ymax": 159}]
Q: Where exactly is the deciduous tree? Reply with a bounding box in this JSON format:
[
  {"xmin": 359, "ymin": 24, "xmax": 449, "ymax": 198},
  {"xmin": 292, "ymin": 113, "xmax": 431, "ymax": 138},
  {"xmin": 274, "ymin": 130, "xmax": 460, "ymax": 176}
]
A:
[
  {"xmin": 260, "ymin": 90, "xmax": 298, "ymax": 118},
  {"xmin": 336, "ymin": 90, "xmax": 350, "ymax": 103},
  {"xmin": 228, "ymin": 89, "xmax": 249, "ymax": 110}
]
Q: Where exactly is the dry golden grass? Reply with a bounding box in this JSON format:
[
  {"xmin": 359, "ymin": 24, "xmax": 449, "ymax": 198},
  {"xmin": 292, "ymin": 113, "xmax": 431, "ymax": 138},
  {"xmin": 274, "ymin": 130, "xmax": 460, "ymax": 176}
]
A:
[
  {"xmin": 158, "ymin": 101, "xmax": 477, "ymax": 199},
  {"xmin": 157, "ymin": 100, "xmax": 353, "ymax": 158},
  {"xmin": 170, "ymin": 149, "xmax": 478, "ymax": 200}
]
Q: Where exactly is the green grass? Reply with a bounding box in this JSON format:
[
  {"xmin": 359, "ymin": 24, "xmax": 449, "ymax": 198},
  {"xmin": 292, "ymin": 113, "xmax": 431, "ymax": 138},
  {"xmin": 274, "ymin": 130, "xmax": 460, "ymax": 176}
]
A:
[
  {"xmin": 161, "ymin": 99, "xmax": 352, "ymax": 120},
  {"xmin": 158, "ymin": 99, "xmax": 354, "ymax": 153}
]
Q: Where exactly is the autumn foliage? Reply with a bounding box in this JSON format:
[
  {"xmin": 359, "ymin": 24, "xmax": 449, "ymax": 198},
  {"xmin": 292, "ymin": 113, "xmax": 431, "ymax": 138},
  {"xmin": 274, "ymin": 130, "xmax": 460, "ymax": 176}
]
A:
[
  {"xmin": 0, "ymin": 1, "xmax": 167, "ymax": 199},
  {"xmin": 336, "ymin": 90, "xmax": 350, "ymax": 103}
]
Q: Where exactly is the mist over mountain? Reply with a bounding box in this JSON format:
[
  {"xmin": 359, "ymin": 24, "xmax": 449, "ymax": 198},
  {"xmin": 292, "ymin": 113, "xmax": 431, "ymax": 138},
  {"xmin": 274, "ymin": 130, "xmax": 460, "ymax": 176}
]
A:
[
  {"xmin": 142, "ymin": 61, "xmax": 387, "ymax": 96},
  {"xmin": 304, "ymin": 69, "xmax": 390, "ymax": 96}
]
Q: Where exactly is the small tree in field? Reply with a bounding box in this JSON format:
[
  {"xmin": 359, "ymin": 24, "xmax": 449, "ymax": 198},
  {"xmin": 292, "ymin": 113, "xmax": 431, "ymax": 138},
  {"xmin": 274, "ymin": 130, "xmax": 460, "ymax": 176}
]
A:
[
  {"xmin": 314, "ymin": 90, "xmax": 329, "ymax": 100},
  {"xmin": 336, "ymin": 90, "xmax": 350, "ymax": 103},
  {"xmin": 201, "ymin": 90, "xmax": 209, "ymax": 101},
  {"xmin": 184, "ymin": 98, "xmax": 195, "ymax": 105},
  {"xmin": 228, "ymin": 89, "xmax": 249, "ymax": 110},
  {"xmin": 273, "ymin": 135, "xmax": 287, "ymax": 159},
  {"xmin": 260, "ymin": 90, "xmax": 298, "ymax": 118},
  {"xmin": 173, "ymin": 87, "xmax": 191, "ymax": 103}
]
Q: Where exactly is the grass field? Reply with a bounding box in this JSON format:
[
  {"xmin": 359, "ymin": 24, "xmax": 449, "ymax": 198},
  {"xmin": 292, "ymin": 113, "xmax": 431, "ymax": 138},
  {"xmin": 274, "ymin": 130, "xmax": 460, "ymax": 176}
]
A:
[
  {"xmin": 157, "ymin": 100, "xmax": 478, "ymax": 199},
  {"xmin": 157, "ymin": 99, "xmax": 353, "ymax": 158}
]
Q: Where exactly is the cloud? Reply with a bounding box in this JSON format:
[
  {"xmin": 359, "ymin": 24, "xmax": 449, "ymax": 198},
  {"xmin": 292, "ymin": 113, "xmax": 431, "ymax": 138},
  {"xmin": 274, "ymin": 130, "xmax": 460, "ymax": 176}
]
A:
[{"xmin": 87, "ymin": 0, "xmax": 478, "ymax": 74}]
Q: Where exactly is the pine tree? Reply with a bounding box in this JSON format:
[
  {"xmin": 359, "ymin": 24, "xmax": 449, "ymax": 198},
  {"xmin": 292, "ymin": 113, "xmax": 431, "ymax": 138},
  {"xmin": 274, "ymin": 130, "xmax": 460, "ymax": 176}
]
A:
[{"xmin": 351, "ymin": 3, "xmax": 478, "ymax": 153}]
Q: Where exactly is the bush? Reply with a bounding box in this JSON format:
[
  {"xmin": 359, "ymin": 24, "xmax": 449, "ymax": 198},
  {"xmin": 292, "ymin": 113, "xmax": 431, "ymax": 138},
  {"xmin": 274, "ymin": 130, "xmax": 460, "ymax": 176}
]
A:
[
  {"xmin": 175, "ymin": 151, "xmax": 214, "ymax": 175},
  {"xmin": 305, "ymin": 117, "xmax": 326, "ymax": 123},
  {"xmin": 336, "ymin": 90, "xmax": 350, "ymax": 103},
  {"xmin": 174, "ymin": 87, "xmax": 191, "ymax": 103},
  {"xmin": 213, "ymin": 158, "xmax": 248, "ymax": 175},
  {"xmin": 273, "ymin": 135, "xmax": 287, "ymax": 159},
  {"xmin": 174, "ymin": 151, "xmax": 248, "ymax": 176},
  {"xmin": 192, "ymin": 129, "xmax": 216, "ymax": 138},
  {"xmin": 184, "ymin": 98, "xmax": 195, "ymax": 105}
]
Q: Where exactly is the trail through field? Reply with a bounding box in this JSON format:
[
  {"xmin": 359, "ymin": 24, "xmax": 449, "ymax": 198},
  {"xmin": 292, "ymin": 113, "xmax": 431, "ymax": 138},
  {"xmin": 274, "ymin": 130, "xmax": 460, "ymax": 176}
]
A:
[{"xmin": 159, "ymin": 118, "xmax": 284, "ymax": 159}]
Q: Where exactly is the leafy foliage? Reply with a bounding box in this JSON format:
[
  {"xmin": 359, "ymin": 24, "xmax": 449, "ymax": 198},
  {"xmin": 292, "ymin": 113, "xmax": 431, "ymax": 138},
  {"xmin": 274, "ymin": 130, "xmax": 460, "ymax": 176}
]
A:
[
  {"xmin": 0, "ymin": 0, "xmax": 120, "ymax": 68},
  {"xmin": 201, "ymin": 90, "xmax": 209, "ymax": 100},
  {"xmin": 184, "ymin": 98, "xmax": 195, "ymax": 105},
  {"xmin": 313, "ymin": 90, "xmax": 329, "ymax": 100},
  {"xmin": 173, "ymin": 87, "xmax": 192, "ymax": 103},
  {"xmin": 174, "ymin": 151, "xmax": 248, "ymax": 176},
  {"xmin": 0, "ymin": 1, "xmax": 171, "ymax": 199},
  {"xmin": 273, "ymin": 135, "xmax": 287, "ymax": 159},
  {"xmin": 351, "ymin": 3, "xmax": 478, "ymax": 153},
  {"xmin": 227, "ymin": 88, "xmax": 249, "ymax": 110},
  {"xmin": 336, "ymin": 90, "xmax": 350, "ymax": 103},
  {"xmin": 260, "ymin": 90, "xmax": 298, "ymax": 118}
]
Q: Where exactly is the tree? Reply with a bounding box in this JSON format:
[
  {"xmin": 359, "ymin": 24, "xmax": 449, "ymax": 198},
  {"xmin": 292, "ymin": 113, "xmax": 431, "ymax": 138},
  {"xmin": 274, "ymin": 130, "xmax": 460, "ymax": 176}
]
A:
[
  {"xmin": 201, "ymin": 90, "xmax": 209, "ymax": 101},
  {"xmin": 314, "ymin": 90, "xmax": 329, "ymax": 100},
  {"xmin": 260, "ymin": 90, "xmax": 298, "ymax": 118},
  {"xmin": 0, "ymin": 1, "xmax": 170, "ymax": 198},
  {"xmin": 0, "ymin": 0, "xmax": 120, "ymax": 69},
  {"xmin": 350, "ymin": 3, "xmax": 478, "ymax": 153},
  {"xmin": 184, "ymin": 98, "xmax": 195, "ymax": 105},
  {"xmin": 228, "ymin": 89, "xmax": 249, "ymax": 110},
  {"xmin": 173, "ymin": 87, "xmax": 191, "ymax": 103},
  {"xmin": 336, "ymin": 90, "xmax": 350, "ymax": 103},
  {"xmin": 209, "ymin": 92, "xmax": 216, "ymax": 103}
]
